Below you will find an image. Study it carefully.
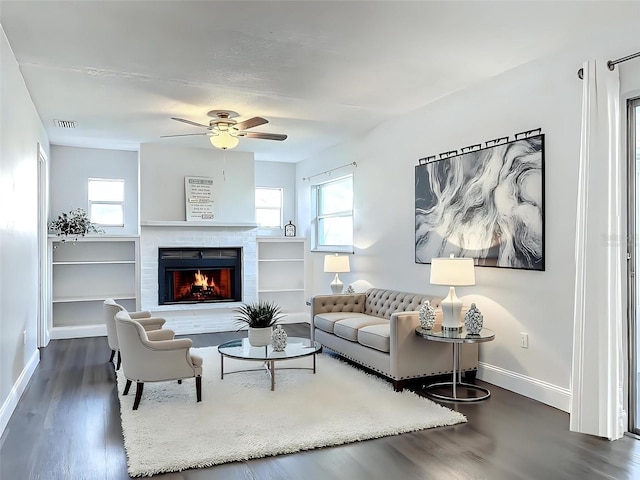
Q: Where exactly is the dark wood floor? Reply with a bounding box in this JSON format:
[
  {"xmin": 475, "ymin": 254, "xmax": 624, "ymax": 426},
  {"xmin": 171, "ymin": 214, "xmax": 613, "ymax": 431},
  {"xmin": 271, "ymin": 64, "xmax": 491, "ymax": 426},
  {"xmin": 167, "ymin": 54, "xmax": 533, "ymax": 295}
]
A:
[{"xmin": 2, "ymin": 323, "xmax": 640, "ymax": 479}]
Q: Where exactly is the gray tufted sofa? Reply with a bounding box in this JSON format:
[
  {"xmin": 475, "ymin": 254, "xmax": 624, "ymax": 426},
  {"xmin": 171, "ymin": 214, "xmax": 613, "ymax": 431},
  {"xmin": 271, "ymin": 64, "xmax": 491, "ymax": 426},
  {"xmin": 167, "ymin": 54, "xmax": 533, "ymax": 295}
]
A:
[{"xmin": 311, "ymin": 288, "xmax": 478, "ymax": 391}]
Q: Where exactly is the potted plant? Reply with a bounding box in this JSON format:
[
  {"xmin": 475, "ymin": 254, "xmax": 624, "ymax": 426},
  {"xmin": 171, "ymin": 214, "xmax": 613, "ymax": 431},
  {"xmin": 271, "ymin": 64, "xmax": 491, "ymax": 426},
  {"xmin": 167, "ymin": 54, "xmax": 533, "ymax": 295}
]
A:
[
  {"xmin": 234, "ymin": 300, "xmax": 284, "ymax": 346},
  {"xmin": 48, "ymin": 208, "xmax": 104, "ymax": 243}
]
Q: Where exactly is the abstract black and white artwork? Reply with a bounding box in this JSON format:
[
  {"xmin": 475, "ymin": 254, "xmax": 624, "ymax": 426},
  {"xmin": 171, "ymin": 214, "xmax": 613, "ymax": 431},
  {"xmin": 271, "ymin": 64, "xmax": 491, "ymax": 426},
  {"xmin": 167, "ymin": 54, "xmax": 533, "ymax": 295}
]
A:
[{"xmin": 415, "ymin": 134, "xmax": 544, "ymax": 271}]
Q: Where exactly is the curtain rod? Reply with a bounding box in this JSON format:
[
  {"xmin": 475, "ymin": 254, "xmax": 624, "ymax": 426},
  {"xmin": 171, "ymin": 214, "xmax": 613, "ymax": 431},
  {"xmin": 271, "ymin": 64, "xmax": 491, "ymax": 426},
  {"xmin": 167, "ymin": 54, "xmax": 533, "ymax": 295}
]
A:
[
  {"xmin": 302, "ymin": 162, "xmax": 357, "ymax": 181},
  {"xmin": 577, "ymin": 50, "xmax": 640, "ymax": 79}
]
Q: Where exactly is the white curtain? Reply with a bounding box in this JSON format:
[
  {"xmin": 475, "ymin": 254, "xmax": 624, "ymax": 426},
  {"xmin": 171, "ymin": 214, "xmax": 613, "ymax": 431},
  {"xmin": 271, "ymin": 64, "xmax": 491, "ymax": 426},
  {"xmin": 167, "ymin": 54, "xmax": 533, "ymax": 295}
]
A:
[{"xmin": 570, "ymin": 59, "xmax": 625, "ymax": 440}]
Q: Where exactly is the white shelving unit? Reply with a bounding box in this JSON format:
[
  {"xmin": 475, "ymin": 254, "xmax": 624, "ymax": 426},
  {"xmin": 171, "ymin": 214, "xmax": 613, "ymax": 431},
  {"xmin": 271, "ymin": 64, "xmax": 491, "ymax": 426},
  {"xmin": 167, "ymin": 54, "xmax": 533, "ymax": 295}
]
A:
[
  {"xmin": 257, "ymin": 237, "xmax": 308, "ymax": 323},
  {"xmin": 48, "ymin": 236, "xmax": 140, "ymax": 339}
]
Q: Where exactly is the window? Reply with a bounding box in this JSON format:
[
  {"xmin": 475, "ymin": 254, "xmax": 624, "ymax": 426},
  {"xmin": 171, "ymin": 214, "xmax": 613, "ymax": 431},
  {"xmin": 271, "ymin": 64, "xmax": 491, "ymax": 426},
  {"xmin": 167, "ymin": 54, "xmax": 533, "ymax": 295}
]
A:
[
  {"xmin": 255, "ymin": 187, "xmax": 283, "ymax": 228},
  {"xmin": 312, "ymin": 175, "xmax": 353, "ymax": 252},
  {"xmin": 88, "ymin": 178, "xmax": 125, "ymax": 226}
]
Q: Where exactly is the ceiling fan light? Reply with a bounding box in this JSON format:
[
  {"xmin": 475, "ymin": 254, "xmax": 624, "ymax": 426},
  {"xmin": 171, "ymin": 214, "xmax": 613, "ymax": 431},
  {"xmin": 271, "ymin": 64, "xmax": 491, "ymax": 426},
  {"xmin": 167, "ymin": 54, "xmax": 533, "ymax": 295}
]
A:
[{"xmin": 210, "ymin": 132, "xmax": 239, "ymax": 150}]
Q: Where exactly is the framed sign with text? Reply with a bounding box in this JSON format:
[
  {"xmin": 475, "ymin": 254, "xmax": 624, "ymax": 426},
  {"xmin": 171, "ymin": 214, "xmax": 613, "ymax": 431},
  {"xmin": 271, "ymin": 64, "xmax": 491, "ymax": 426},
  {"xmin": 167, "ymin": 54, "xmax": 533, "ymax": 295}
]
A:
[{"xmin": 185, "ymin": 176, "xmax": 215, "ymax": 221}]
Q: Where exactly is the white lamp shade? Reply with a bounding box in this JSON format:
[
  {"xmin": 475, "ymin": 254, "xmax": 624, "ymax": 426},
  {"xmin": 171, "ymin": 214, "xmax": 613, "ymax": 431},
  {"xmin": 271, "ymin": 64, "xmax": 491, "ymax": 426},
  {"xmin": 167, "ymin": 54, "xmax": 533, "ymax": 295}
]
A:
[
  {"xmin": 210, "ymin": 133, "xmax": 239, "ymax": 150},
  {"xmin": 324, "ymin": 254, "xmax": 350, "ymax": 273},
  {"xmin": 430, "ymin": 255, "xmax": 475, "ymax": 286}
]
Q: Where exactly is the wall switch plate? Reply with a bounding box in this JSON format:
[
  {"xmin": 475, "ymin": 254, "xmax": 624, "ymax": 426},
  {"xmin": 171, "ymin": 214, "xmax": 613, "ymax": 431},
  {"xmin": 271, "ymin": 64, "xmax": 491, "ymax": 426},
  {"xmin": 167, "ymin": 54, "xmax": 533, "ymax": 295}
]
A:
[
  {"xmin": 23, "ymin": 330, "xmax": 27, "ymax": 346},
  {"xmin": 520, "ymin": 332, "xmax": 529, "ymax": 349}
]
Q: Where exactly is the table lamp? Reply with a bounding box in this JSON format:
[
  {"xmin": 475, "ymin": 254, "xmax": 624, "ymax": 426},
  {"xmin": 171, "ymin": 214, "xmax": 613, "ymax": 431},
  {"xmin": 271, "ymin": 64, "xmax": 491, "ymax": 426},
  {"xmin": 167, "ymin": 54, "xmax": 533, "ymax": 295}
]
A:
[
  {"xmin": 430, "ymin": 254, "xmax": 475, "ymax": 330},
  {"xmin": 324, "ymin": 254, "xmax": 350, "ymax": 294}
]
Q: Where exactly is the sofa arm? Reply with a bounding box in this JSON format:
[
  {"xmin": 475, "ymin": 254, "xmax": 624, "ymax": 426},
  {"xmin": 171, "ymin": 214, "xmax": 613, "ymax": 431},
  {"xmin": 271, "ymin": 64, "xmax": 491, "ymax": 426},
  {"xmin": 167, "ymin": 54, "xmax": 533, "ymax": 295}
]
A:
[
  {"xmin": 311, "ymin": 294, "xmax": 366, "ymax": 316},
  {"xmin": 389, "ymin": 310, "xmax": 478, "ymax": 380}
]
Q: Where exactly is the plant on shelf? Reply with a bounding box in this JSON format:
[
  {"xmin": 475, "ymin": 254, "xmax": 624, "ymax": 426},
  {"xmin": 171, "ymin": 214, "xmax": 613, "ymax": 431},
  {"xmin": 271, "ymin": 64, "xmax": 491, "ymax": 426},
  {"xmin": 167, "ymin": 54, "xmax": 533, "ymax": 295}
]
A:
[
  {"xmin": 48, "ymin": 208, "xmax": 104, "ymax": 243},
  {"xmin": 234, "ymin": 300, "xmax": 284, "ymax": 347}
]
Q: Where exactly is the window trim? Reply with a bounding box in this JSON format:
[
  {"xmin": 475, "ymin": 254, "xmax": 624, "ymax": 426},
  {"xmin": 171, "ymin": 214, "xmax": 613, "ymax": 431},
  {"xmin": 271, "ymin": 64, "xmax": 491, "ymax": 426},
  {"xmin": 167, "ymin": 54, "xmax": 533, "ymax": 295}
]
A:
[{"xmin": 311, "ymin": 174, "xmax": 354, "ymax": 253}]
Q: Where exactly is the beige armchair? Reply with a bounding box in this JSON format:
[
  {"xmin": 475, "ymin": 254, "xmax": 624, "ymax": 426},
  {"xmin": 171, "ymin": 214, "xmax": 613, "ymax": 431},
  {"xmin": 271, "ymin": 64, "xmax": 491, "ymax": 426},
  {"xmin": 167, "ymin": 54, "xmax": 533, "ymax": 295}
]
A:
[
  {"xmin": 114, "ymin": 310, "xmax": 203, "ymax": 410},
  {"xmin": 103, "ymin": 298, "xmax": 166, "ymax": 370}
]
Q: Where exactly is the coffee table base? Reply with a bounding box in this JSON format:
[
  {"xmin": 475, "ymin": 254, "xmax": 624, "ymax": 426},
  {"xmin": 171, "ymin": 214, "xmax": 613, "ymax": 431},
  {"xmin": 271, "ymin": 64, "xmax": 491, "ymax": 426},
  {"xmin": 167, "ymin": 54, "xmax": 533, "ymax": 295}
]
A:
[
  {"xmin": 220, "ymin": 354, "xmax": 317, "ymax": 391},
  {"xmin": 423, "ymin": 381, "xmax": 490, "ymax": 402}
]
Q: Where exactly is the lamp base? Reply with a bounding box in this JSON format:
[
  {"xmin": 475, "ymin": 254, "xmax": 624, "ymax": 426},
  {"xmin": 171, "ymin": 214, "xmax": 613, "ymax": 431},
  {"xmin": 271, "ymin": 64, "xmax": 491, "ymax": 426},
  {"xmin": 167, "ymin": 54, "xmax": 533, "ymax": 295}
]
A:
[
  {"xmin": 330, "ymin": 274, "xmax": 344, "ymax": 294},
  {"xmin": 441, "ymin": 286, "xmax": 463, "ymax": 331}
]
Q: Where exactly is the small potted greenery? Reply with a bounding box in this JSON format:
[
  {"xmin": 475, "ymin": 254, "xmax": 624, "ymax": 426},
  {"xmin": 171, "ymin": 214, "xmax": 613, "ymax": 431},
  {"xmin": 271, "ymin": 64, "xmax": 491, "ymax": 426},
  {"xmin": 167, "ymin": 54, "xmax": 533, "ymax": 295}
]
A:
[
  {"xmin": 234, "ymin": 300, "xmax": 284, "ymax": 346},
  {"xmin": 48, "ymin": 208, "xmax": 104, "ymax": 243}
]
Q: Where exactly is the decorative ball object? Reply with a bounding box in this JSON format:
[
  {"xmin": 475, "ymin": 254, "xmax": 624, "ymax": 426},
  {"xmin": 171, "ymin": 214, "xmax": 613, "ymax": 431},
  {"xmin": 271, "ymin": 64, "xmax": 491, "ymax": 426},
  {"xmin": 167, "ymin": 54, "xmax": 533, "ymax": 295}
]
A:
[
  {"xmin": 345, "ymin": 285, "xmax": 355, "ymax": 294},
  {"xmin": 464, "ymin": 303, "xmax": 484, "ymax": 334},
  {"xmin": 271, "ymin": 325, "xmax": 288, "ymax": 351},
  {"xmin": 419, "ymin": 300, "xmax": 437, "ymax": 330}
]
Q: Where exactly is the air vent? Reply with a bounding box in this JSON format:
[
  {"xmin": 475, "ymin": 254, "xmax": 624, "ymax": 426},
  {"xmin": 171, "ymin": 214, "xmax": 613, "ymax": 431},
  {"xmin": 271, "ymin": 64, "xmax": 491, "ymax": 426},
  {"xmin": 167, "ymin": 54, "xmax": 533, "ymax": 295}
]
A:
[{"xmin": 53, "ymin": 119, "xmax": 77, "ymax": 128}]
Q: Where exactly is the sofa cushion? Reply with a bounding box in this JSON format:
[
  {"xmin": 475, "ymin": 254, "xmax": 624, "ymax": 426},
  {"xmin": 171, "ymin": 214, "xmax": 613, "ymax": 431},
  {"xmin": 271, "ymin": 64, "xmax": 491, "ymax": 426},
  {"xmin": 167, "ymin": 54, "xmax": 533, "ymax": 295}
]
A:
[
  {"xmin": 357, "ymin": 324, "xmax": 391, "ymax": 353},
  {"xmin": 314, "ymin": 312, "xmax": 372, "ymax": 334},
  {"xmin": 334, "ymin": 317, "xmax": 388, "ymax": 342}
]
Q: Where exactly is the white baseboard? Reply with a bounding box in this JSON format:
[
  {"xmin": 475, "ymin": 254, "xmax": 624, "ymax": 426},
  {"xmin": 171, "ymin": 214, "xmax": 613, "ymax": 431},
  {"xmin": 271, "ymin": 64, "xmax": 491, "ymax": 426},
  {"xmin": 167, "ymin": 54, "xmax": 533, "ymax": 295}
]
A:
[
  {"xmin": 0, "ymin": 349, "xmax": 40, "ymax": 436},
  {"xmin": 49, "ymin": 324, "xmax": 107, "ymax": 339},
  {"xmin": 478, "ymin": 362, "xmax": 571, "ymax": 413}
]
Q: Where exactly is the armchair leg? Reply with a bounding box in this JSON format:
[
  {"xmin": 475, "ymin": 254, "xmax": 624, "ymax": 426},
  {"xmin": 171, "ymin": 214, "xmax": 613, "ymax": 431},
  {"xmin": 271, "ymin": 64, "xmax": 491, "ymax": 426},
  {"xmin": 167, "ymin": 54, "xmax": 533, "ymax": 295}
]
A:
[
  {"xmin": 196, "ymin": 376, "xmax": 202, "ymax": 402},
  {"xmin": 116, "ymin": 351, "xmax": 122, "ymax": 371},
  {"xmin": 109, "ymin": 350, "xmax": 115, "ymax": 363},
  {"xmin": 133, "ymin": 382, "xmax": 144, "ymax": 410},
  {"xmin": 123, "ymin": 379, "xmax": 132, "ymax": 395}
]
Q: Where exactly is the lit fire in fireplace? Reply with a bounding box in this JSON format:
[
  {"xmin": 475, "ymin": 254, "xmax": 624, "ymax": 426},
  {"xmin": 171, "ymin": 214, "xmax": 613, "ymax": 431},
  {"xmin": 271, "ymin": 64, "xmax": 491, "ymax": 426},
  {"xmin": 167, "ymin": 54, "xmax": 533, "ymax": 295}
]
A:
[{"xmin": 173, "ymin": 268, "xmax": 229, "ymax": 302}]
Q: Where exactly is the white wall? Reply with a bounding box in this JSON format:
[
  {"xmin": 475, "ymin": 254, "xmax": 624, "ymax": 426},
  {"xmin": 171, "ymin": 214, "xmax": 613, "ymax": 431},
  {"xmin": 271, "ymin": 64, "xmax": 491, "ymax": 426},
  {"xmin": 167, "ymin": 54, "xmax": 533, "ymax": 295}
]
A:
[
  {"xmin": 49, "ymin": 145, "xmax": 139, "ymax": 235},
  {"xmin": 0, "ymin": 27, "xmax": 48, "ymax": 434},
  {"xmin": 254, "ymin": 161, "xmax": 296, "ymax": 236},
  {"xmin": 139, "ymin": 143, "xmax": 255, "ymax": 223},
  {"xmin": 296, "ymin": 25, "xmax": 640, "ymax": 411}
]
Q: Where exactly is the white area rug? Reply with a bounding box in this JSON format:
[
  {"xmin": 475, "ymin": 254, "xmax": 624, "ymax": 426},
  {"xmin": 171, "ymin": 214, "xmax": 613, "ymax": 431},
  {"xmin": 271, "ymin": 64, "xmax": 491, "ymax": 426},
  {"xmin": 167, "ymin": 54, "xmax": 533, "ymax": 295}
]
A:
[{"xmin": 117, "ymin": 346, "xmax": 466, "ymax": 477}]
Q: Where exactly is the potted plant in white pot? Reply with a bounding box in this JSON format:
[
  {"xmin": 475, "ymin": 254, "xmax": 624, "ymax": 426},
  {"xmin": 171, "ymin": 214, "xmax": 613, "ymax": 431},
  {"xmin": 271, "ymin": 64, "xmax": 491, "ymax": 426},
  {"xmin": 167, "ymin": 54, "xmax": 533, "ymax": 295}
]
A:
[{"xmin": 234, "ymin": 300, "xmax": 283, "ymax": 347}]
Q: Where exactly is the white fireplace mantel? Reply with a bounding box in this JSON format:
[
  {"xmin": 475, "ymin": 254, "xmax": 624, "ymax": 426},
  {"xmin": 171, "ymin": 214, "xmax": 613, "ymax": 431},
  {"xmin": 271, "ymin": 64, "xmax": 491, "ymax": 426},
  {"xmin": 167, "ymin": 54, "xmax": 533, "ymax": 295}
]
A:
[{"xmin": 141, "ymin": 220, "xmax": 258, "ymax": 228}]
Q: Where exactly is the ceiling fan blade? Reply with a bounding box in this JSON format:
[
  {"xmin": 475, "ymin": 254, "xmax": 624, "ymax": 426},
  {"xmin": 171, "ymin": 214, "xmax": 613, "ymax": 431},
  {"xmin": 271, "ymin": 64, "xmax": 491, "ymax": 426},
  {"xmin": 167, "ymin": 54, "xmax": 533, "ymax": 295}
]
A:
[
  {"xmin": 171, "ymin": 117, "xmax": 210, "ymax": 129},
  {"xmin": 234, "ymin": 117, "xmax": 268, "ymax": 131},
  {"xmin": 242, "ymin": 132, "xmax": 288, "ymax": 141},
  {"xmin": 161, "ymin": 132, "xmax": 209, "ymax": 138}
]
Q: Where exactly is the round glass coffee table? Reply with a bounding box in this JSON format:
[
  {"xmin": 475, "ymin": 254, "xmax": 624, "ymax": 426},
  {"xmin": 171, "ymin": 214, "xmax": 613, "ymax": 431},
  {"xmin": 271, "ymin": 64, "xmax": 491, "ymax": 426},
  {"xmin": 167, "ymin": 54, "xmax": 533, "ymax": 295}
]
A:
[
  {"xmin": 217, "ymin": 337, "xmax": 322, "ymax": 391},
  {"xmin": 415, "ymin": 325, "xmax": 495, "ymax": 402}
]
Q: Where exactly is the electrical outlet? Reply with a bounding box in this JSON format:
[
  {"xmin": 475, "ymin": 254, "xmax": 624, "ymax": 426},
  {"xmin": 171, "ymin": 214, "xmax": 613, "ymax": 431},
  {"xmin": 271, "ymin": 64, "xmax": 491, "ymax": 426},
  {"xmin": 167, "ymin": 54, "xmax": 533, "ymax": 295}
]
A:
[{"xmin": 520, "ymin": 332, "xmax": 529, "ymax": 349}]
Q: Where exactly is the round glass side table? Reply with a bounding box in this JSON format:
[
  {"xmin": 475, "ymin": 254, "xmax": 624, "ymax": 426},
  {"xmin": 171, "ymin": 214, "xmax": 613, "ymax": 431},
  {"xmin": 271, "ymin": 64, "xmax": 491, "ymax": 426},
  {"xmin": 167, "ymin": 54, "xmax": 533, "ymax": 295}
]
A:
[{"xmin": 415, "ymin": 325, "xmax": 495, "ymax": 402}]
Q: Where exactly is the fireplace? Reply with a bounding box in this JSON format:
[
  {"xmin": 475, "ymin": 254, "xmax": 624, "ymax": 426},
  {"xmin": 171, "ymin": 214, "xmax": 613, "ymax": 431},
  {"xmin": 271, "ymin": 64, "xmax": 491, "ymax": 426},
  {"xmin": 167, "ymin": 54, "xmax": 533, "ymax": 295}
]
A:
[{"xmin": 158, "ymin": 247, "xmax": 242, "ymax": 305}]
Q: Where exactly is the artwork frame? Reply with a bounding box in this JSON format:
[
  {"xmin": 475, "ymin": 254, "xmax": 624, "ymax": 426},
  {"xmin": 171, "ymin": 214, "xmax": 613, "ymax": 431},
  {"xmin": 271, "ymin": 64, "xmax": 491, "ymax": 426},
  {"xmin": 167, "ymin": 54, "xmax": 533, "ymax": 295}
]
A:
[{"xmin": 415, "ymin": 134, "xmax": 545, "ymax": 271}]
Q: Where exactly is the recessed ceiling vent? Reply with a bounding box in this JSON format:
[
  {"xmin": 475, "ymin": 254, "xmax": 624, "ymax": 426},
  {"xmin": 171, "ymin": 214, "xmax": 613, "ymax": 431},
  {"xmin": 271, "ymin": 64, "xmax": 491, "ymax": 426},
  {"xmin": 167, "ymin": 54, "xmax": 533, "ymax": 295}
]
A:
[{"xmin": 53, "ymin": 119, "xmax": 77, "ymax": 128}]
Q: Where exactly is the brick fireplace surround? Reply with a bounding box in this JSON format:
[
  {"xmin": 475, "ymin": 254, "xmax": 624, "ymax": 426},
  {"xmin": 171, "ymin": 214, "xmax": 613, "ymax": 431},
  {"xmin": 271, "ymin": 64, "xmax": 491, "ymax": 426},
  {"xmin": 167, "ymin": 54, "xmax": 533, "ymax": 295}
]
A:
[{"xmin": 140, "ymin": 224, "xmax": 258, "ymax": 333}]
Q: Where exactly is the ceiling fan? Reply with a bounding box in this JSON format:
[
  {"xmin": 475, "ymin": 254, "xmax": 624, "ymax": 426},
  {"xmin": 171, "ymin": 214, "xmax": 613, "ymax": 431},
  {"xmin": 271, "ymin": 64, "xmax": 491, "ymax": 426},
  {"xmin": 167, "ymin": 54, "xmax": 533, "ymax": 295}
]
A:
[{"xmin": 162, "ymin": 110, "xmax": 287, "ymax": 150}]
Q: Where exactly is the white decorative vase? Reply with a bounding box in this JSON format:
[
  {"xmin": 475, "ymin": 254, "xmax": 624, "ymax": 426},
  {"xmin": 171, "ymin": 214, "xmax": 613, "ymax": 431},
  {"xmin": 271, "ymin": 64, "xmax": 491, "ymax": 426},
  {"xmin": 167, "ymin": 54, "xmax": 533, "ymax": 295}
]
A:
[
  {"xmin": 419, "ymin": 300, "xmax": 437, "ymax": 330},
  {"xmin": 248, "ymin": 326, "xmax": 273, "ymax": 347},
  {"xmin": 271, "ymin": 325, "xmax": 288, "ymax": 351},
  {"xmin": 464, "ymin": 303, "xmax": 483, "ymax": 334}
]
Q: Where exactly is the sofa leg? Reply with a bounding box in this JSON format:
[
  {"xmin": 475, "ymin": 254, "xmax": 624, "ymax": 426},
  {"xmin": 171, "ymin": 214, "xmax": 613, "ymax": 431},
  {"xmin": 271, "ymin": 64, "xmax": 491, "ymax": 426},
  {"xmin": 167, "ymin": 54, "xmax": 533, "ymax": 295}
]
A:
[
  {"xmin": 463, "ymin": 370, "xmax": 477, "ymax": 383},
  {"xmin": 133, "ymin": 382, "xmax": 144, "ymax": 410},
  {"xmin": 196, "ymin": 376, "xmax": 202, "ymax": 402},
  {"xmin": 123, "ymin": 379, "xmax": 132, "ymax": 396},
  {"xmin": 393, "ymin": 380, "xmax": 404, "ymax": 392},
  {"xmin": 177, "ymin": 379, "xmax": 182, "ymax": 384}
]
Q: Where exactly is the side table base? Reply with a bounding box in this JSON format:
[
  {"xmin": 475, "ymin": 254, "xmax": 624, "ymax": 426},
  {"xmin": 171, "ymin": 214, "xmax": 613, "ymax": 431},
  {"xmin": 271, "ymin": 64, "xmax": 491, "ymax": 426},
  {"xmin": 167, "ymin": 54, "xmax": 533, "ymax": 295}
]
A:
[{"xmin": 423, "ymin": 381, "xmax": 490, "ymax": 402}]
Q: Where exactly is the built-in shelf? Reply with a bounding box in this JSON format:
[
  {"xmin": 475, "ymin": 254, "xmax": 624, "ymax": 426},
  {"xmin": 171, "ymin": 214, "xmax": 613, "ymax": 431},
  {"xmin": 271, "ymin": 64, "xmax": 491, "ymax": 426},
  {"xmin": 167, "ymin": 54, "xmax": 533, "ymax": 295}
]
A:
[
  {"xmin": 48, "ymin": 237, "xmax": 140, "ymax": 339},
  {"xmin": 257, "ymin": 238, "xmax": 308, "ymax": 317}
]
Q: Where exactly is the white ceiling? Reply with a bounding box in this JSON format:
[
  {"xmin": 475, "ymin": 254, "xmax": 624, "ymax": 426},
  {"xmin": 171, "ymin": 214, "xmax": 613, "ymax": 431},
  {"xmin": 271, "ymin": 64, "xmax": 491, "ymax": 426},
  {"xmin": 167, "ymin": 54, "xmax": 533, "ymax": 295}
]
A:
[{"xmin": 2, "ymin": 1, "xmax": 639, "ymax": 162}]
